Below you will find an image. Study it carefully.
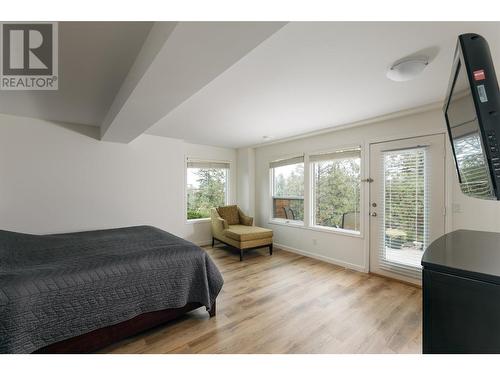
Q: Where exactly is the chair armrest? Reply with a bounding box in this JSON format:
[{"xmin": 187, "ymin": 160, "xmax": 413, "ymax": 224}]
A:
[
  {"xmin": 238, "ymin": 209, "xmax": 254, "ymax": 226},
  {"xmin": 211, "ymin": 209, "xmax": 228, "ymax": 237},
  {"xmin": 213, "ymin": 217, "xmax": 228, "ymax": 231},
  {"xmin": 216, "ymin": 217, "xmax": 229, "ymax": 230}
]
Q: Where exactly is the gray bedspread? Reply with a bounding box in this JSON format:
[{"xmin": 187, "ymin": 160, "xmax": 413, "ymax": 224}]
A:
[{"xmin": 0, "ymin": 225, "xmax": 224, "ymax": 353}]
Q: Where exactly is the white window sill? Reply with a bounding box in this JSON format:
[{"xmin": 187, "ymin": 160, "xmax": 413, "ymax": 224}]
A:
[
  {"xmin": 186, "ymin": 218, "xmax": 211, "ymax": 225},
  {"xmin": 268, "ymin": 219, "xmax": 305, "ymax": 228},
  {"xmin": 309, "ymin": 225, "xmax": 363, "ymax": 239},
  {"xmin": 268, "ymin": 220, "xmax": 363, "ymax": 238}
]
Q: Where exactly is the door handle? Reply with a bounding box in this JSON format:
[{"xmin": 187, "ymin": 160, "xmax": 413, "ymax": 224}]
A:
[{"xmin": 370, "ymin": 212, "xmax": 377, "ymax": 217}]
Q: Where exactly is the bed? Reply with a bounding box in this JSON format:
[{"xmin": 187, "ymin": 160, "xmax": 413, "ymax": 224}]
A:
[{"xmin": 0, "ymin": 225, "xmax": 224, "ymax": 354}]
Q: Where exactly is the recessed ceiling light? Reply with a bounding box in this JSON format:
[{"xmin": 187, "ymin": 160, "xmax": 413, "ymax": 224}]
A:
[{"xmin": 386, "ymin": 57, "xmax": 429, "ymax": 82}]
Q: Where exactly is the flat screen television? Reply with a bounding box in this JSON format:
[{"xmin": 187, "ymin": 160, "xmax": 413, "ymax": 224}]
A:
[{"xmin": 444, "ymin": 33, "xmax": 500, "ymax": 200}]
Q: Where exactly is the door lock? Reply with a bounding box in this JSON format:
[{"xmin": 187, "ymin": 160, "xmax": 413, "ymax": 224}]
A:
[{"xmin": 370, "ymin": 212, "xmax": 377, "ymax": 217}]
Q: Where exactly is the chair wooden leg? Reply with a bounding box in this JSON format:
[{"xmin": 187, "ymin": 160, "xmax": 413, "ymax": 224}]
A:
[
  {"xmin": 240, "ymin": 249, "xmax": 243, "ymax": 261},
  {"xmin": 269, "ymin": 243, "xmax": 273, "ymax": 256},
  {"xmin": 212, "ymin": 237, "xmax": 215, "ymax": 248}
]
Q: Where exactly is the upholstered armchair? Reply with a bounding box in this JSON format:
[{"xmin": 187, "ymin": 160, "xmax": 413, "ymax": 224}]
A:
[{"xmin": 210, "ymin": 205, "xmax": 273, "ymax": 261}]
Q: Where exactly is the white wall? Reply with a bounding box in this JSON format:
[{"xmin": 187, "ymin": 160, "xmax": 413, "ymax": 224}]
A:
[
  {"xmin": 236, "ymin": 147, "xmax": 255, "ymax": 217},
  {"xmin": 451, "ymin": 173, "xmax": 500, "ymax": 232},
  {"xmin": 251, "ymin": 106, "xmax": 500, "ymax": 272},
  {"xmin": 0, "ymin": 113, "xmax": 237, "ymax": 245},
  {"xmin": 3, "ymin": 107, "xmax": 500, "ymax": 267}
]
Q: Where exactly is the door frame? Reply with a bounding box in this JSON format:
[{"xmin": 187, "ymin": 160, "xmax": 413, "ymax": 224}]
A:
[{"xmin": 363, "ymin": 131, "xmax": 452, "ymax": 279}]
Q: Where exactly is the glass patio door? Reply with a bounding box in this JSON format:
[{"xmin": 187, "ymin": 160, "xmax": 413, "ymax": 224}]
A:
[{"xmin": 369, "ymin": 134, "xmax": 446, "ymax": 284}]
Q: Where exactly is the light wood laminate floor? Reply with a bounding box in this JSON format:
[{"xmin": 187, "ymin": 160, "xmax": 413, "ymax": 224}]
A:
[{"xmin": 101, "ymin": 245, "xmax": 422, "ymax": 354}]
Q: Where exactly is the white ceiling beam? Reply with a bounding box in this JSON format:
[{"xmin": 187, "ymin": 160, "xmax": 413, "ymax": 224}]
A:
[
  {"xmin": 100, "ymin": 22, "xmax": 177, "ymax": 139},
  {"xmin": 101, "ymin": 22, "xmax": 286, "ymax": 143}
]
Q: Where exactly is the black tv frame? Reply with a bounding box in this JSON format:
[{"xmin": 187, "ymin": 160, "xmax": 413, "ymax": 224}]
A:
[{"xmin": 443, "ymin": 33, "xmax": 500, "ymax": 200}]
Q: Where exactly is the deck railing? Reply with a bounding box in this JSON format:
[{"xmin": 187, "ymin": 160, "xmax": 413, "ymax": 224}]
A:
[{"xmin": 272, "ymin": 197, "xmax": 304, "ymax": 221}]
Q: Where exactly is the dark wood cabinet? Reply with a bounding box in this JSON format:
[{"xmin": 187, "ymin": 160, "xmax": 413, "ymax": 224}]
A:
[{"xmin": 422, "ymin": 230, "xmax": 500, "ymax": 354}]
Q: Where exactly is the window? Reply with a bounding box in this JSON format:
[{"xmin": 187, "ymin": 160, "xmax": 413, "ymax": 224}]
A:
[
  {"xmin": 186, "ymin": 160, "xmax": 229, "ymax": 220},
  {"xmin": 270, "ymin": 156, "xmax": 304, "ymax": 222},
  {"xmin": 311, "ymin": 148, "xmax": 361, "ymax": 233},
  {"xmin": 380, "ymin": 147, "xmax": 427, "ymax": 274}
]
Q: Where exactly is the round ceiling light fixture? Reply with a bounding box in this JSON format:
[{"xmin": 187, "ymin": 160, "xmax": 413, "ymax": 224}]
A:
[{"xmin": 386, "ymin": 57, "xmax": 429, "ymax": 82}]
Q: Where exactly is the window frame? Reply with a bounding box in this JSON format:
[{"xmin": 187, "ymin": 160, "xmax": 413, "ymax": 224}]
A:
[
  {"xmin": 268, "ymin": 155, "xmax": 305, "ymax": 226},
  {"xmin": 309, "ymin": 147, "xmax": 362, "ymax": 236},
  {"xmin": 268, "ymin": 146, "xmax": 364, "ymax": 238},
  {"xmin": 185, "ymin": 157, "xmax": 231, "ymax": 224}
]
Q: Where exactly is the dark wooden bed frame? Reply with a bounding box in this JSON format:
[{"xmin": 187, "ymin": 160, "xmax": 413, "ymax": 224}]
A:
[{"xmin": 34, "ymin": 301, "xmax": 216, "ymax": 354}]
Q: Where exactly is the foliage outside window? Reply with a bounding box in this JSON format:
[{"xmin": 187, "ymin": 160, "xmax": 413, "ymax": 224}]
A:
[
  {"xmin": 186, "ymin": 160, "xmax": 229, "ymax": 220},
  {"xmin": 311, "ymin": 148, "xmax": 361, "ymax": 232},
  {"xmin": 270, "ymin": 156, "xmax": 304, "ymax": 222},
  {"xmin": 381, "ymin": 147, "xmax": 427, "ymax": 269},
  {"xmin": 383, "ymin": 148, "xmax": 425, "ymax": 249}
]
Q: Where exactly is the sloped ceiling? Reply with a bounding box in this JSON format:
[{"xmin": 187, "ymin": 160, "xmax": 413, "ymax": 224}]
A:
[{"xmin": 0, "ymin": 22, "xmax": 154, "ymax": 126}]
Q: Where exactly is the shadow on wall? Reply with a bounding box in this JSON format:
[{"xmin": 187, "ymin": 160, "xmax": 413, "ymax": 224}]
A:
[{"xmin": 50, "ymin": 121, "xmax": 101, "ymax": 140}]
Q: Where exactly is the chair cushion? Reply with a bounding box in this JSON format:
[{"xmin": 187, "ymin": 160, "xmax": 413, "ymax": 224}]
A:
[
  {"xmin": 224, "ymin": 225, "xmax": 273, "ymax": 242},
  {"xmin": 217, "ymin": 205, "xmax": 240, "ymax": 225}
]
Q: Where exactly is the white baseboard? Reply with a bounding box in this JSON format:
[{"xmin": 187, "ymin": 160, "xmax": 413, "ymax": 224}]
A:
[
  {"xmin": 194, "ymin": 239, "xmax": 366, "ymax": 273},
  {"xmin": 274, "ymin": 242, "xmax": 367, "ymax": 273}
]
